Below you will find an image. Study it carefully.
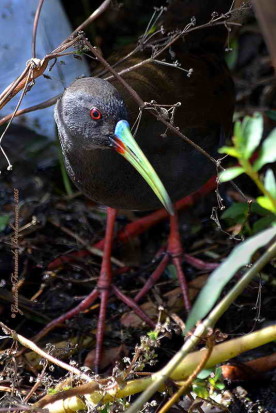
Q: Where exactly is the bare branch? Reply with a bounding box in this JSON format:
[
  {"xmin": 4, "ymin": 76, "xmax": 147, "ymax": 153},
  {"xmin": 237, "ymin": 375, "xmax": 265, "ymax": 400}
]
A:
[
  {"xmin": 32, "ymin": 0, "xmax": 45, "ymax": 58},
  {"xmin": 68, "ymin": 0, "xmax": 112, "ymax": 41},
  {"xmin": 0, "ymin": 95, "xmax": 61, "ymax": 127}
]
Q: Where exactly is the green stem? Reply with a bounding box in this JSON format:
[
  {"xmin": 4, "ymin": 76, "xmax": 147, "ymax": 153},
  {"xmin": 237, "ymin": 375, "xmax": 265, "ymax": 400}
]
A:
[{"xmin": 241, "ymin": 158, "xmax": 276, "ymax": 211}]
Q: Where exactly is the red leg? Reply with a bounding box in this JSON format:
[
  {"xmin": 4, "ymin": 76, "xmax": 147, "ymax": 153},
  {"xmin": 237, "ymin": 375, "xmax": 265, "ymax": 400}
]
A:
[
  {"xmin": 32, "ymin": 288, "xmax": 99, "ymax": 343},
  {"xmin": 134, "ymin": 254, "xmax": 170, "ymax": 303},
  {"xmin": 33, "ymin": 208, "xmax": 156, "ymax": 370},
  {"xmin": 94, "ymin": 207, "xmax": 117, "ymax": 370},
  {"xmin": 34, "ymin": 179, "xmax": 217, "ymax": 368},
  {"xmin": 168, "ymin": 212, "xmax": 191, "ymax": 311},
  {"xmin": 32, "ymin": 208, "xmax": 117, "ymax": 371},
  {"xmin": 113, "ymin": 285, "xmax": 155, "ymax": 327},
  {"xmin": 133, "ymin": 211, "xmax": 191, "ymax": 311},
  {"xmin": 32, "ymin": 209, "xmax": 116, "ymax": 371},
  {"xmin": 183, "ymin": 254, "xmax": 219, "ymax": 271}
]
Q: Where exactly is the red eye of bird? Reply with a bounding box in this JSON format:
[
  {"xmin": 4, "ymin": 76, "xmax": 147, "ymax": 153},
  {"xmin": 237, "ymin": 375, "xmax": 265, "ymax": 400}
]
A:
[{"xmin": 90, "ymin": 108, "xmax": 102, "ymax": 120}]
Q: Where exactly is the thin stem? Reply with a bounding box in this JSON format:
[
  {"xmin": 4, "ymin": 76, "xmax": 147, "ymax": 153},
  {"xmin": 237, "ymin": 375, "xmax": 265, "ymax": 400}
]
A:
[
  {"xmin": 85, "ymin": 40, "xmax": 145, "ymax": 108},
  {"xmin": 64, "ymin": 0, "xmax": 112, "ymax": 43},
  {"xmin": 159, "ymin": 340, "xmax": 213, "ymax": 413},
  {"xmin": 242, "ymin": 159, "xmax": 276, "ymax": 210},
  {"xmin": 0, "ymin": 65, "xmax": 34, "ymax": 170},
  {"xmin": 32, "ymin": 0, "xmax": 45, "ymax": 58},
  {"xmin": 0, "ymin": 94, "xmax": 61, "ymax": 126},
  {"xmin": 0, "ymin": 322, "xmax": 91, "ymax": 382}
]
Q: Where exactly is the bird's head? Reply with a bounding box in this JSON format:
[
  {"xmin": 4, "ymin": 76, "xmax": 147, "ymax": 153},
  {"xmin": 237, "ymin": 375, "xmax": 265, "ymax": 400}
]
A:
[{"xmin": 55, "ymin": 77, "xmax": 173, "ymax": 215}]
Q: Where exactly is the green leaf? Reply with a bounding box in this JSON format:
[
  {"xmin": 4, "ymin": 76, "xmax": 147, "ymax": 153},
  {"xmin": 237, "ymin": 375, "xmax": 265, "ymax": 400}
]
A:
[
  {"xmin": 185, "ymin": 227, "xmax": 276, "ymax": 332},
  {"xmin": 197, "ymin": 369, "xmax": 213, "ymax": 379},
  {"xmin": 231, "ymin": 114, "xmax": 263, "ymax": 161},
  {"xmin": 218, "ymin": 146, "xmax": 240, "ymax": 157},
  {"xmin": 252, "ymin": 215, "xmax": 276, "ymax": 234},
  {"xmin": 265, "ymin": 110, "xmax": 276, "ymax": 121},
  {"xmin": 192, "ymin": 383, "xmax": 209, "ymax": 399},
  {"xmin": 221, "ymin": 202, "xmax": 248, "ymax": 221},
  {"xmin": 251, "ymin": 202, "xmax": 273, "ymax": 216},
  {"xmin": 215, "ymin": 382, "xmax": 225, "ymax": 390},
  {"xmin": 213, "ymin": 367, "xmax": 223, "ymax": 382},
  {"xmin": 209, "ymin": 378, "xmax": 216, "ymax": 386},
  {"xmin": 264, "ymin": 169, "xmax": 276, "ymax": 198},
  {"xmin": 0, "ymin": 215, "xmax": 10, "ymax": 232},
  {"xmin": 242, "ymin": 113, "xmax": 263, "ymax": 159},
  {"xmin": 222, "ymin": 202, "xmax": 275, "ymax": 231},
  {"xmin": 253, "ymin": 128, "xmax": 276, "ymax": 171},
  {"xmin": 219, "ymin": 167, "xmax": 244, "ymax": 182},
  {"xmin": 222, "ymin": 202, "xmax": 270, "ymax": 222},
  {"xmin": 147, "ymin": 331, "xmax": 159, "ymax": 340},
  {"xmin": 233, "ymin": 120, "xmax": 243, "ymax": 149},
  {"xmin": 256, "ymin": 196, "xmax": 276, "ymax": 213}
]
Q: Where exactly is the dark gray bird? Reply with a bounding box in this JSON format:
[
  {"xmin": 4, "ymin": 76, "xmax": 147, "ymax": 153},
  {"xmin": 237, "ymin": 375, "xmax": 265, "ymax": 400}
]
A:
[
  {"xmin": 53, "ymin": 0, "xmax": 235, "ymax": 369},
  {"xmin": 55, "ymin": 55, "xmax": 233, "ymax": 212},
  {"xmin": 54, "ymin": 77, "xmax": 174, "ymax": 213}
]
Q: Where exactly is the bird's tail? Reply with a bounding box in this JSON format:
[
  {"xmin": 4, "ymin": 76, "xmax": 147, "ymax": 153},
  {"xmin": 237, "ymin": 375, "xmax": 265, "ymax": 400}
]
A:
[{"xmin": 163, "ymin": 0, "xmax": 235, "ymax": 55}]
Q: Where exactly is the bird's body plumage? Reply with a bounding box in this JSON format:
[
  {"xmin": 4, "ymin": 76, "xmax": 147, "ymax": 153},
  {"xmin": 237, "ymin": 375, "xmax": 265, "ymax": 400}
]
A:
[
  {"xmin": 51, "ymin": 0, "xmax": 236, "ymax": 369},
  {"xmin": 55, "ymin": 0, "xmax": 235, "ymax": 211}
]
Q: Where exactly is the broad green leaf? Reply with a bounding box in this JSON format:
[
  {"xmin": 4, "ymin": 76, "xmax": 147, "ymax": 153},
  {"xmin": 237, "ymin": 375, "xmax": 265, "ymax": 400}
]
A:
[
  {"xmin": 197, "ymin": 369, "xmax": 213, "ymax": 379},
  {"xmin": 253, "ymin": 128, "xmax": 276, "ymax": 171},
  {"xmin": 264, "ymin": 169, "xmax": 276, "ymax": 198},
  {"xmin": 221, "ymin": 202, "xmax": 248, "ymax": 221},
  {"xmin": 192, "ymin": 384, "xmax": 209, "ymax": 399},
  {"xmin": 253, "ymin": 215, "xmax": 276, "ymax": 234},
  {"xmin": 251, "ymin": 202, "xmax": 274, "ymax": 216},
  {"xmin": 242, "ymin": 113, "xmax": 263, "ymax": 159},
  {"xmin": 218, "ymin": 146, "xmax": 240, "ymax": 158},
  {"xmin": 222, "ymin": 202, "xmax": 275, "ymax": 232},
  {"xmin": 185, "ymin": 227, "xmax": 276, "ymax": 332},
  {"xmin": 256, "ymin": 196, "xmax": 276, "ymax": 213},
  {"xmin": 0, "ymin": 215, "xmax": 9, "ymax": 232},
  {"xmin": 219, "ymin": 167, "xmax": 244, "ymax": 182},
  {"xmin": 222, "ymin": 202, "xmax": 271, "ymax": 220}
]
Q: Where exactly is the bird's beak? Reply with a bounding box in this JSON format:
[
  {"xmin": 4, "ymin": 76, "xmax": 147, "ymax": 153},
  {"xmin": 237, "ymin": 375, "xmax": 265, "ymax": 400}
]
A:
[{"xmin": 111, "ymin": 120, "xmax": 174, "ymax": 215}]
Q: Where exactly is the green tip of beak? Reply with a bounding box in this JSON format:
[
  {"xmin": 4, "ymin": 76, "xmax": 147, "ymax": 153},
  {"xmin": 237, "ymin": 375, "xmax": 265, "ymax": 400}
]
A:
[{"xmin": 113, "ymin": 120, "xmax": 174, "ymax": 215}]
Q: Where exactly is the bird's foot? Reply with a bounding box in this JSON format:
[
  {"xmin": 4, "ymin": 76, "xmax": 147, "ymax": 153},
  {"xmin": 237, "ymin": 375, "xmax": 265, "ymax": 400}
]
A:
[
  {"xmin": 34, "ymin": 179, "xmax": 217, "ymax": 369},
  {"xmin": 134, "ymin": 211, "xmax": 191, "ymax": 311},
  {"xmin": 32, "ymin": 208, "xmax": 154, "ymax": 372}
]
